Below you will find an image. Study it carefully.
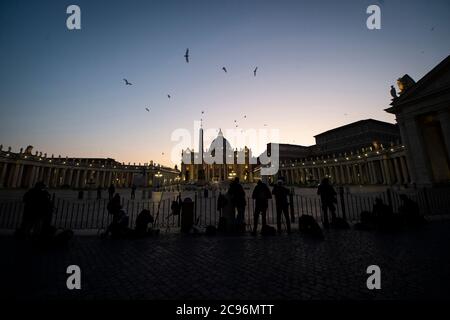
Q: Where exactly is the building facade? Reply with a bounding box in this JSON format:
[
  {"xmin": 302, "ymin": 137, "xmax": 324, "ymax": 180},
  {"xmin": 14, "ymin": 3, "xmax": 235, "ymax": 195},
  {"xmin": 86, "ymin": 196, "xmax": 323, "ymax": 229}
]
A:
[
  {"xmin": 181, "ymin": 129, "xmax": 255, "ymax": 183},
  {"xmin": 386, "ymin": 55, "xmax": 450, "ymax": 186},
  {"xmin": 258, "ymin": 145, "xmax": 409, "ymax": 186},
  {"xmin": 0, "ymin": 145, "xmax": 180, "ymax": 189},
  {"xmin": 256, "ymin": 119, "xmax": 406, "ymax": 186}
]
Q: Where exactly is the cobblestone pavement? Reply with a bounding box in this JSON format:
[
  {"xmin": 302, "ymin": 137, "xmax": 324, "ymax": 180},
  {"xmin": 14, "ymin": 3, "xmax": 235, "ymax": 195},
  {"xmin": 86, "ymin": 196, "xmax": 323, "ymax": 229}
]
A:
[{"xmin": 1, "ymin": 221, "xmax": 450, "ymax": 300}]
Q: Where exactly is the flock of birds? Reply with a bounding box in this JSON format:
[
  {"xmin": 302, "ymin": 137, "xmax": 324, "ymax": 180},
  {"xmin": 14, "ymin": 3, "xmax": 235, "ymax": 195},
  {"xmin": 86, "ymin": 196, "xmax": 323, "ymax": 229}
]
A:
[
  {"xmin": 120, "ymin": 22, "xmax": 437, "ymax": 153},
  {"xmin": 122, "ymin": 48, "xmax": 263, "ymax": 131}
]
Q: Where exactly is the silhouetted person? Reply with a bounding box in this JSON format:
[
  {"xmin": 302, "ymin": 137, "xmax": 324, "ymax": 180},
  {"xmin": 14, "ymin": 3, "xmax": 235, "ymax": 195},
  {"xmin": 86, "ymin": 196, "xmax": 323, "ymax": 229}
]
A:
[
  {"xmin": 104, "ymin": 194, "xmax": 129, "ymax": 238},
  {"xmin": 203, "ymin": 187, "xmax": 209, "ymax": 198},
  {"xmin": 134, "ymin": 209, "xmax": 154, "ymax": 237},
  {"xmin": 228, "ymin": 177, "xmax": 246, "ymax": 231},
  {"xmin": 372, "ymin": 197, "xmax": 391, "ymax": 219},
  {"xmin": 272, "ymin": 179, "xmax": 291, "ymax": 234},
  {"xmin": 18, "ymin": 182, "xmax": 52, "ymax": 237},
  {"xmin": 171, "ymin": 194, "xmax": 182, "ymax": 216},
  {"xmin": 317, "ymin": 178, "xmax": 337, "ymax": 227},
  {"xmin": 399, "ymin": 194, "xmax": 423, "ymax": 225},
  {"xmin": 251, "ymin": 180, "xmax": 272, "ymax": 235},
  {"xmin": 131, "ymin": 184, "xmax": 137, "ymax": 200},
  {"xmin": 108, "ymin": 184, "xmax": 115, "ymax": 200},
  {"xmin": 217, "ymin": 192, "xmax": 227, "ymax": 214},
  {"xmin": 96, "ymin": 186, "xmax": 102, "ymax": 200}
]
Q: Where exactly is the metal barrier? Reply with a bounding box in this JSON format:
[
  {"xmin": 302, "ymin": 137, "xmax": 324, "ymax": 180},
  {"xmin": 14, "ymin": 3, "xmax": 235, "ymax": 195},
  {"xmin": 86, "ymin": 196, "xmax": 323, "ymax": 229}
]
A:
[{"xmin": 1, "ymin": 187, "xmax": 449, "ymax": 231}]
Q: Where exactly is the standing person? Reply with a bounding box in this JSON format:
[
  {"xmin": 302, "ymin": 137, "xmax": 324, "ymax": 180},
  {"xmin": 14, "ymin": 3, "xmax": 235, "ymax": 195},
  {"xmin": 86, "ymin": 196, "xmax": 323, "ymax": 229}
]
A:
[
  {"xmin": 272, "ymin": 179, "xmax": 291, "ymax": 234},
  {"xmin": 103, "ymin": 193, "xmax": 122, "ymax": 238},
  {"xmin": 108, "ymin": 183, "xmax": 115, "ymax": 200},
  {"xmin": 18, "ymin": 182, "xmax": 46, "ymax": 236},
  {"xmin": 251, "ymin": 180, "xmax": 272, "ymax": 235},
  {"xmin": 228, "ymin": 177, "xmax": 247, "ymax": 231},
  {"xmin": 317, "ymin": 178, "xmax": 337, "ymax": 228},
  {"xmin": 131, "ymin": 184, "xmax": 137, "ymax": 200}
]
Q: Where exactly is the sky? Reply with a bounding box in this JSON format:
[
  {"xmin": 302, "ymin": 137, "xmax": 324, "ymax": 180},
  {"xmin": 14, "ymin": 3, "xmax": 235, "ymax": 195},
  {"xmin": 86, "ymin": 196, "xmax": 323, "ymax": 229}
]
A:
[{"xmin": 0, "ymin": 0, "xmax": 449, "ymax": 167}]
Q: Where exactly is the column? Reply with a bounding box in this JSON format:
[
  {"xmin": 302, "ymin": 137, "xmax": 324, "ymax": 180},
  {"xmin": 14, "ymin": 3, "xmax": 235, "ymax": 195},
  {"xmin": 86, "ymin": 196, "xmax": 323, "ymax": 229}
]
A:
[
  {"xmin": 393, "ymin": 158, "xmax": 402, "ymax": 184},
  {"xmin": 399, "ymin": 156, "xmax": 409, "ymax": 184},
  {"xmin": 437, "ymin": 110, "xmax": 450, "ymax": 161},
  {"xmin": 0, "ymin": 163, "xmax": 8, "ymax": 187}
]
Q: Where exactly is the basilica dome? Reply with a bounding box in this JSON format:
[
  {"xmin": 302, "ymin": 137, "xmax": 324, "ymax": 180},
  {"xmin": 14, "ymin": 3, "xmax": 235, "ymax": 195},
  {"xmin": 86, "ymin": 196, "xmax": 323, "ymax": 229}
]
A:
[{"xmin": 209, "ymin": 129, "xmax": 232, "ymax": 155}]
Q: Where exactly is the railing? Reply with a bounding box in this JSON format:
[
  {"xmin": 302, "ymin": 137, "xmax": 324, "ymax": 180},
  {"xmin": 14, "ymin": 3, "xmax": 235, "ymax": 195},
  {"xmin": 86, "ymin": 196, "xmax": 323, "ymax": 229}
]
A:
[{"xmin": 1, "ymin": 187, "xmax": 449, "ymax": 231}]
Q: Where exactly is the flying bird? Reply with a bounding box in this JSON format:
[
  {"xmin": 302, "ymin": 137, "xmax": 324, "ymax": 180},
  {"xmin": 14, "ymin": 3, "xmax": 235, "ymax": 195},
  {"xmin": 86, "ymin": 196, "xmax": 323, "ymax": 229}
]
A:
[
  {"xmin": 145, "ymin": 108, "xmax": 150, "ymax": 112},
  {"xmin": 253, "ymin": 67, "xmax": 258, "ymax": 77},
  {"xmin": 243, "ymin": 115, "xmax": 247, "ymax": 119},
  {"xmin": 222, "ymin": 67, "xmax": 227, "ymax": 73},
  {"xmin": 431, "ymin": 26, "xmax": 435, "ymax": 31},
  {"xmin": 184, "ymin": 48, "xmax": 189, "ymax": 63},
  {"xmin": 123, "ymin": 79, "xmax": 132, "ymax": 85},
  {"xmin": 390, "ymin": 85, "xmax": 398, "ymax": 99},
  {"xmin": 167, "ymin": 94, "xmax": 171, "ymax": 99}
]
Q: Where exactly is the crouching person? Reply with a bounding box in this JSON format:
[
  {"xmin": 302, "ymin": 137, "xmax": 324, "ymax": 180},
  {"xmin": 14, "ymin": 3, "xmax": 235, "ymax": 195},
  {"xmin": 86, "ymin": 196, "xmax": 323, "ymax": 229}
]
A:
[{"xmin": 134, "ymin": 209, "xmax": 159, "ymax": 237}]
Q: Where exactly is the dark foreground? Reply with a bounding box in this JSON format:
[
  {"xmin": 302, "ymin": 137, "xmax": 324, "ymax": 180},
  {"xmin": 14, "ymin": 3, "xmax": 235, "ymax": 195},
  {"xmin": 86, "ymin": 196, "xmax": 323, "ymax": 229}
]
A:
[{"xmin": 1, "ymin": 220, "xmax": 450, "ymax": 300}]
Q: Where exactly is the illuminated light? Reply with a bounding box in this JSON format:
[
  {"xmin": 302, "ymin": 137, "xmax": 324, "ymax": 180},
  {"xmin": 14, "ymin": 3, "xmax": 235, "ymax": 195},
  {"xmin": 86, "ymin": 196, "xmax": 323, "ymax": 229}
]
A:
[
  {"xmin": 402, "ymin": 145, "xmax": 405, "ymax": 148},
  {"xmin": 376, "ymin": 151, "xmax": 379, "ymax": 154},
  {"xmin": 358, "ymin": 156, "xmax": 361, "ymax": 159},
  {"xmin": 334, "ymin": 159, "xmax": 338, "ymax": 162},
  {"xmin": 365, "ymin": 154, "xmax": 368, "ymax": 157},
  {"xmin": 312, "ymin": 162, "xmax": 316, "ymax": 165},
  {"xmin": 24, "ymin": 156, "xmax": 28, "ymax": 159},
  {"xmin": 302, "ymin": 163, "xmax": 305, "ymax": 165},
  {"xmin": 63, "ymin": 162, "xmax": 66, "ymax": 164},
  {"xmin": 346, "ymin": 157, "xmax": 349, "ymax": 160},
  {"xmin": 323, "ymin": 161, "xmax": 327, "ymax": 164},
  {"xmin": 390, "ymin": 148, "xmax": 394, "ymax": 152}
]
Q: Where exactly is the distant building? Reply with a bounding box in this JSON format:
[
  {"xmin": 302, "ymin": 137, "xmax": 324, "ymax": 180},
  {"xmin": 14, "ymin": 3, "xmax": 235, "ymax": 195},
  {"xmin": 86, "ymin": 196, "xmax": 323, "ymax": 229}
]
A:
[
  {"xmin": 181, "ymin": 128, "xmax": 255, "ymax": 183},
  {"xmin": 0, "ymin": 146, "xmax": 179, "ymax": 189},
  {"xmin": 256, "ymin": 119, "xmax": 406, "ymax": 186},
  {"xmin": 265, "ymin": 119, "xmax": 401, "ymax": 163},
  {"xmin": 313, "ymin": 119, "xmax": 400, "ymax": 156}
]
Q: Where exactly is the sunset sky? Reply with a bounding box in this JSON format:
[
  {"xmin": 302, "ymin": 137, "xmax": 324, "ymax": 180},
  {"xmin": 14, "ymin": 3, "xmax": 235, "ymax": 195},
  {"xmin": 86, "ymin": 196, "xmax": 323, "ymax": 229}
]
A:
[{"xmin": 1, "ymin": 0, "xmax": 449, "ymax": 167}]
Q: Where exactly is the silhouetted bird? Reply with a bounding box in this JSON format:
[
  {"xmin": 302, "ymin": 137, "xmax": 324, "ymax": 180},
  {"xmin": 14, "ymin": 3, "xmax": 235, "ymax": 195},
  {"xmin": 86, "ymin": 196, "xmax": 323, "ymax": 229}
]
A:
[
  {"xmin": 390, "ymin": 85, "xmax": 398, "ymax": 99},
  {"xmin": 222, "ymin": 67, "xmax": 227, "ymax": 73},
  {"xmin": 123, "ymin": 79, "xmax": 132, "ymax": 85},
  {"xmin": 184, "ymin": 48, "xmax": 189, "ymax": 63},
  {"xmin": 264, "ymin": 124, "xmax": 268, "ymax": 127},
  {"xmin": 243, "ymin": 115, "xmax": 247, "ymax": 119},
  {"xmin": 145, "ymin": 108, "xmax": 150, "ymax": 112},
  {"xmin": 431, "ymin": 26, "xmax": 435, "ymax": 31},
  {"xmin": 253, "ymin": 67, "xmax": 258, "ymax": 77},
  {"xmin": 167, "ymin": 94, "xmax": 171, "ymax": 99}
]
